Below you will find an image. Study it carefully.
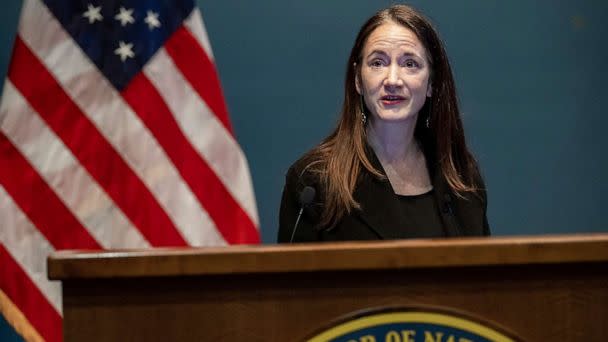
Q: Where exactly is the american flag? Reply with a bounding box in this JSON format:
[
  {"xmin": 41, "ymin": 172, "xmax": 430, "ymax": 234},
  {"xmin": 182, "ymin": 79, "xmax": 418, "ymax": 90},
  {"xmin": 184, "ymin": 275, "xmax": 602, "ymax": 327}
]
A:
[{"xmin": 0, "ymin": 0, "xmax": 260, "ymax": 340}]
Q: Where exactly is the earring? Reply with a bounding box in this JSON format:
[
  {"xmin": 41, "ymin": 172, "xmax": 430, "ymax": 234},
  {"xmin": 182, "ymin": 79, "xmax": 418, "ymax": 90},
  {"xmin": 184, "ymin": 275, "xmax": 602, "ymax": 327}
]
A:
[
  {"xmin": 359, "ymin": 95, "xmax": 367, "ymax": 125},
  {"xmin": 425, "ymin": 96, "xmax": 432, "ymax": 128}
]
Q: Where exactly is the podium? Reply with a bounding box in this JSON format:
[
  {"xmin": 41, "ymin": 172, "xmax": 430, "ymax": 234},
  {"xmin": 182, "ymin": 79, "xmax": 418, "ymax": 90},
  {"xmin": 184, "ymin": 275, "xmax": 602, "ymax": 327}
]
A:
[{"xmin": 48, "ymin": 234, "xmax": 608, "ymax": 341}]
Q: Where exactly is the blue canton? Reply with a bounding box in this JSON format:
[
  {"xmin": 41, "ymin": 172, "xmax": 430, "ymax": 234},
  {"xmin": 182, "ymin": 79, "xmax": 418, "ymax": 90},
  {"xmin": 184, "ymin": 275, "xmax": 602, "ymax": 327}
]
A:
[{"xmin": 44, "ymin": 0, "xmax": 195, "ymax": 90}]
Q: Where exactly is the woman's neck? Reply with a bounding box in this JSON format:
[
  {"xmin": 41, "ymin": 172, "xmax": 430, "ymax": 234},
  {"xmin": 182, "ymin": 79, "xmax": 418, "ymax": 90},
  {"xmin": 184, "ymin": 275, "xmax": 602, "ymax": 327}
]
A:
[
  {"xmin": 366, "ymin": 116, "xmax": 431, "ymax": 195},
  {"xmin": 366, "ymin": 117, "xmax": 419, "ymax": 163}
]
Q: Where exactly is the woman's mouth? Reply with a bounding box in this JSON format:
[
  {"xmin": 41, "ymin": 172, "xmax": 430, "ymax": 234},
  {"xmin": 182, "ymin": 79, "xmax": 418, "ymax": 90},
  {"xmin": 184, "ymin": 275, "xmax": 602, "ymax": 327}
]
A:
[{"xmin": 380, "ymin": 95, "xmax": 406, "ymax": 105}]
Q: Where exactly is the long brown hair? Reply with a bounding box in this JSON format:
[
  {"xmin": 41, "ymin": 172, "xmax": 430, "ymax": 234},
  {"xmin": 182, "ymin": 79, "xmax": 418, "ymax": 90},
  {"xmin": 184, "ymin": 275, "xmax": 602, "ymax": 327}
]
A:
[{"xmin": 301, "ymin": 4, "xmax": 481, "ymax": 228}]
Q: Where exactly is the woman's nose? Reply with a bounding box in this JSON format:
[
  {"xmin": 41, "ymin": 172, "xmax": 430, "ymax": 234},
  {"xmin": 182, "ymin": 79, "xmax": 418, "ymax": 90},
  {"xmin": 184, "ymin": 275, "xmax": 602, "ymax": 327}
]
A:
[{"xmin": 384, "ymin": 65, "xmax": 403, "ymax": 87}]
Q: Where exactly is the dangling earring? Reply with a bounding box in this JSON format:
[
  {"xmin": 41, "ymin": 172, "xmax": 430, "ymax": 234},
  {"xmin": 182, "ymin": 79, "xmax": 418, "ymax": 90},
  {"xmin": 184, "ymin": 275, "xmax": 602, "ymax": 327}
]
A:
[
  {"xmin": 425, "ymin": 95, "xmax": 432, "ymax": 128},
  {"xmin": 359, "ymin": 95, "xmax": 367, "ymax": 125}
]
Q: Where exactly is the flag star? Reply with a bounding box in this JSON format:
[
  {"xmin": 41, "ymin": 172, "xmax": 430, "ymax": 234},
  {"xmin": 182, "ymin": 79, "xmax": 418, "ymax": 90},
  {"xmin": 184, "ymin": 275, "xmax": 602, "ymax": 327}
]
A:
[
  {"xmin": 83, "ymin": 4, "xmax": 103, "ymax": 24},
  {"xmin": 114, "ymin": 7, "xmax": 135, "ymax": 26},
  {"xmin": 144, "ymin": 11, "xmax": 161, "ymax": 30},
  {"xmin": 114, "ymin": 41, "xmax": 135, "ymax": 62}
]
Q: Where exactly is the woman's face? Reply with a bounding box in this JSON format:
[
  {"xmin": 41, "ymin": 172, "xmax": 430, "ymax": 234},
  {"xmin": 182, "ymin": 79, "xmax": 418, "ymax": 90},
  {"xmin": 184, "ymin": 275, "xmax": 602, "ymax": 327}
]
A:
[{"xmin": 356, "ymin": 21, "xmax": 432, "ymax": 124}]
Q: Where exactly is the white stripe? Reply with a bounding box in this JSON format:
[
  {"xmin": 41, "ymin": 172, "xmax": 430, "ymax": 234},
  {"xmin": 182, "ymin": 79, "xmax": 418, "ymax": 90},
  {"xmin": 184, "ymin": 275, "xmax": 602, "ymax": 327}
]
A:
[
  {"xmin": 144, "ymin": 48, "xmax": 259, "ymax": 227},
  {"xmin": 0, "ymin": 186, "xmax": 62, "ymax": 314},
  {"xmin": 184, "ymin": 8, "xmax": 214, "ymax": 61},
  {"xmin": 0, "ymin": 81, "xmax": 150, "ymax": 249},
  {"xmin": 19, "ymin": 0, "xmax": 227, "ymax": 246}
]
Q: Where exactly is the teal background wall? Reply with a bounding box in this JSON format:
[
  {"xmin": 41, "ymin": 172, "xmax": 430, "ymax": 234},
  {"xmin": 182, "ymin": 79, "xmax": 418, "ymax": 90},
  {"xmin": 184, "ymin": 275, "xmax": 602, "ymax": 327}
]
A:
[{"xmin": 1, "ymin": 1, "xmax": 607, "ymax": 339}]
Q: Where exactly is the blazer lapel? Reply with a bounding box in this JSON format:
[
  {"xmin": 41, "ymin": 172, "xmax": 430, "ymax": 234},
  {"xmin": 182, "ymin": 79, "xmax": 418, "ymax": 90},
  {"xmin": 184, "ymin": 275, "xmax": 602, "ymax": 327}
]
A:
[{"xmin": 353, "ymin": 171, "xmax": 406, "ymax": 239}]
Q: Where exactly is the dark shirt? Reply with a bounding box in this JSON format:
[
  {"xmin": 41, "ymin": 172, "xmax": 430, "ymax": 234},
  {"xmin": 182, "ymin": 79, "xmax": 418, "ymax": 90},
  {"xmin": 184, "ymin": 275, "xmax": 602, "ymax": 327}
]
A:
[{"xmin": 395, "ymin": 189, "xmax": 445, "ymax": 238}]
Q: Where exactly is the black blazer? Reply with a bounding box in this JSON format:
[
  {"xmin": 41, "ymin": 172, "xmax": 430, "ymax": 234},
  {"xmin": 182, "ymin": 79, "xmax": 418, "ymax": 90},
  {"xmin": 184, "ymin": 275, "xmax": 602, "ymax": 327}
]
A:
[{"xmin": 278, "ymin": 148, "xmax": 490, "ymax": 243}]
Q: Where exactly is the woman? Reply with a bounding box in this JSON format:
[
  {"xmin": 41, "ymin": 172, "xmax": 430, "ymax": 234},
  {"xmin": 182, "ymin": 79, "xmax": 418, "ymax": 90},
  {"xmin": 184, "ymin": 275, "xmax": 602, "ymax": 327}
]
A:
[{"xmin": 278, "ymin": 4, "xmax": 489, "ymax": 243}]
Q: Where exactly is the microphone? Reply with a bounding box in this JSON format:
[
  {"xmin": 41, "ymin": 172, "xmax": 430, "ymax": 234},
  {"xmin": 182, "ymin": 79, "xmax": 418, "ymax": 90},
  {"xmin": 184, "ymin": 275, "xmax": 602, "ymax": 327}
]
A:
[{"xmin": 289, "ymin": 186, "xmax": 316, "ymax": 243}]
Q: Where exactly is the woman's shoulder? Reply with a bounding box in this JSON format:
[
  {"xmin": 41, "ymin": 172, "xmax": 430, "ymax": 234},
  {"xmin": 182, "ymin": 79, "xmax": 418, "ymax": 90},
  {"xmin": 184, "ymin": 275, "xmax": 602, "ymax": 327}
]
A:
[
  {"xmin": 451, "ymin": 165, "xmax": 488, "ymax": 217},
  {"xmin": 284, "ymin": 149, "xmax": 325, "ymax": 188},
  {"xmin": 468, "ymin": 162, "xmax": 488, "ymax": 200},
  {"xmin": 473, "ymin": 170, "xmax": 488, "ymax": 208},
  {"xmin": 431, "ymin": 156, "xmax": 487, "ymax": 208}
]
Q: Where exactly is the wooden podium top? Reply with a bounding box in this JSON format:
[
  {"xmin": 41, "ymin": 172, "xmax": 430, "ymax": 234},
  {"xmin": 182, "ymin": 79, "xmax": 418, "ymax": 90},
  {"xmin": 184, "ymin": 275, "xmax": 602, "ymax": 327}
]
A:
[{"xmin": 48, "ymin": 233, "xmax": 608, "ymax": 280}]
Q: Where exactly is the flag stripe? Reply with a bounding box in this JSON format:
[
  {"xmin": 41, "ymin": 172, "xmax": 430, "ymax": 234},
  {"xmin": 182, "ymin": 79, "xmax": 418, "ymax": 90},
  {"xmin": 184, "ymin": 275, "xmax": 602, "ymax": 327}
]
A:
[
  {"xmin": 145, "ymin": 47, "xmax": 259, "ymax": 228},
  {"xmin": 184, "ymin": 8, "xmax": 214, "ymax": 61},
  {"xmin": 18, "ymin": 0, "xmax": 215, "ymax": 247},
  {"xmin": 122, "ymin": 74, "xmax": 227, "ymax": 246},
  {"xmin": 9, "ymin": 36, "xmax": 187, "ymax": 247},
  {"xmin": 0, "ymin": 132, "xmax": 100, "ymax": 250},
  {"xmin": 0, "ymin": 245, "xmax": 62, "ymax": 342},
  {"xmin": 164, "ymin": 26, "xmax": 234, "ymax": 134},
  {"xmin": 0, "ymin": 81, "xmax": 150, "ymax": 249},
  {"xmin": 123, "ymin": 72, "xmax": 257, "ymax": 244},
  {"xmin": 0, "ymin": 185, "xmax": 61, "ymax": 313}
]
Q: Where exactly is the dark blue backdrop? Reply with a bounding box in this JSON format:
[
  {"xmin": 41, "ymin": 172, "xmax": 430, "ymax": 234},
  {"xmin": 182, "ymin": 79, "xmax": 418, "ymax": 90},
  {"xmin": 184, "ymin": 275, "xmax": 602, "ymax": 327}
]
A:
[{"xmin": 1, "ymin": 1, "xmax": 607, "ymax": 340}]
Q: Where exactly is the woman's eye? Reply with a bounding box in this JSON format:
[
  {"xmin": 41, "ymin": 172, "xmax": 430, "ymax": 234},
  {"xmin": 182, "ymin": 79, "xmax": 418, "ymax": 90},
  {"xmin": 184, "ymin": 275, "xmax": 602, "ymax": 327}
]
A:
[
  {"xmin": 370, "ymin": 59, "xmax": 384, "ymax": 68},
  {"xmin": 404, "ymin": 59, "xmax": 420, "ymax": 68}
]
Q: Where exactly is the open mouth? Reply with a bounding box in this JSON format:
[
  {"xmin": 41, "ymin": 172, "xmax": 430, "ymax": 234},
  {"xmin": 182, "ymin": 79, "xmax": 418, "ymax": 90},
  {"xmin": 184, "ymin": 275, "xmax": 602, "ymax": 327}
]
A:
[{"xmin": 380, "ymin": 95, "xmax": 406, "ymax": 105}]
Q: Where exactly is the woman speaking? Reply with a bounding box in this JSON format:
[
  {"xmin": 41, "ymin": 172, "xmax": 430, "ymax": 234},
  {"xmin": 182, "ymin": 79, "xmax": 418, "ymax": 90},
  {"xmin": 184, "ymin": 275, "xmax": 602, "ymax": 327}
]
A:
[{"xmin": 278, "ymin": 5, "xmax": 489, "ymax": 242}]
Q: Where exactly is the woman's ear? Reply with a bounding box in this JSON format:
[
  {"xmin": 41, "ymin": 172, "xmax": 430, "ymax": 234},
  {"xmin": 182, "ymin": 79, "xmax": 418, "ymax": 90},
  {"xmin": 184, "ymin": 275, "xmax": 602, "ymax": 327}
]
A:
[
  {"xmin": 426, "ymin": 83, "xmax": 433, "ymax": 97},
  {"xmin": 354, "ymin": 63, "xmax": 362, "ymax": 95}
]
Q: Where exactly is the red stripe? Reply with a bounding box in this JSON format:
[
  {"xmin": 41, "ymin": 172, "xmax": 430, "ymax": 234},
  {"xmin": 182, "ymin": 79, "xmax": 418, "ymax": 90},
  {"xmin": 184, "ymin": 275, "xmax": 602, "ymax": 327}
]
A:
[
  {"xmin": 8, "ymin": 36, "xmax": 187, "ymax": 247},
  {"xmin": 0, "ymin": 132, "xmax": 100, "ymax": 250},
  {"xmin": 0, "ymin": 245, "xmax": 62, "ymax": 342},
  {"xmin": 122, "ymin": 73, "xmax": 260, "ymax": 244},
  {"xmin": 164, "ymin": 26, "xmax": 234, "ymax": 134}
]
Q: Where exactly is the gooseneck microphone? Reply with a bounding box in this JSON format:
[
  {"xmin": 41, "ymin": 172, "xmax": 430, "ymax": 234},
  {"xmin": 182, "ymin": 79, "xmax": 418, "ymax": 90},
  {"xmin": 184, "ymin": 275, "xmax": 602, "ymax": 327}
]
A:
[{"xmin": 289, "ymin": 186, "xmax": 316, "ymax": 243}]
